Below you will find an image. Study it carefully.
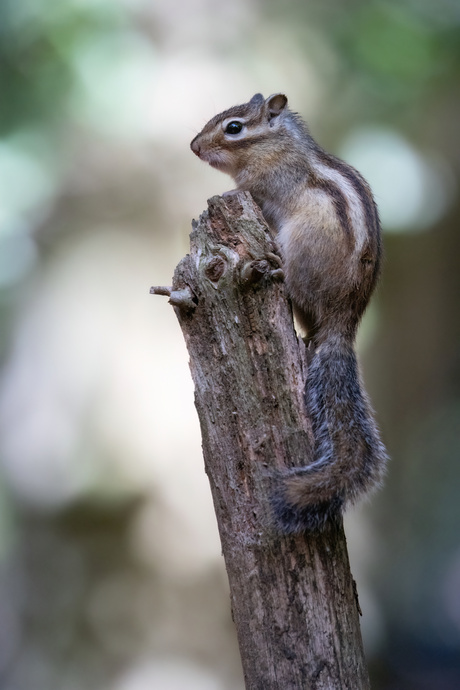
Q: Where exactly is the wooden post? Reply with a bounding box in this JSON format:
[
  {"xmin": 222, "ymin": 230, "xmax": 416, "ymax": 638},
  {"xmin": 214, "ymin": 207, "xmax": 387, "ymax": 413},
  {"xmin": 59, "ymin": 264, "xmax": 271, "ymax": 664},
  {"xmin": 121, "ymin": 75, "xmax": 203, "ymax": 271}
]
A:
[{"xmin": 151, "ymin": 192, "xmax": 370, "ymax": 690}]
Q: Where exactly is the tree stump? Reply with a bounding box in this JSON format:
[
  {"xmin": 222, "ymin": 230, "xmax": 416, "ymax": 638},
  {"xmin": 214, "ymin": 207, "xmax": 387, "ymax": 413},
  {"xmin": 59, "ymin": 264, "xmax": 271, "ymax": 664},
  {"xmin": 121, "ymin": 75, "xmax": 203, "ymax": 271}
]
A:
[{"xmin": 151, "ymin": 192, "xmax": 370, "ymax": 690}]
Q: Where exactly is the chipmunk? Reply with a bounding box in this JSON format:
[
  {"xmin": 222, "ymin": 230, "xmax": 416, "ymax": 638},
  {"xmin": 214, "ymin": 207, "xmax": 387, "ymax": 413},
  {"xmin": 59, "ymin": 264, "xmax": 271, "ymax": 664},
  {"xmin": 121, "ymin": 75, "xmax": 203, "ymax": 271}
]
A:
[{"xmin": 190, "ymin": 93, "xmax": 388, "ymax": 533}]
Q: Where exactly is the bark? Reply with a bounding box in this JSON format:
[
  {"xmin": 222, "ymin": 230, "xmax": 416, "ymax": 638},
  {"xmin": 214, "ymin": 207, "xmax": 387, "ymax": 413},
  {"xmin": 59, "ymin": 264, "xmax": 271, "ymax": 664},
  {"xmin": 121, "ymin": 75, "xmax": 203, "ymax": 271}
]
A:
[{"xmin": 152, "ymin": 192, "xmax": 370, "ymax": 690}]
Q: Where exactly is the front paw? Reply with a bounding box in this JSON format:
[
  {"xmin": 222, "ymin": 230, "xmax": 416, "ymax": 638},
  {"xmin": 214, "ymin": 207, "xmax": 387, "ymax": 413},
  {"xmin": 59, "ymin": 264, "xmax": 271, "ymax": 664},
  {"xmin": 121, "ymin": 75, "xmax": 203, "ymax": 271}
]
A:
[
  {"xmin": 240, "ymin": 252, "xmax": 285, "ymax": 286},
  {"xmin": 265, "ymin": 252, "xmax": 284, "ymax": 281}
]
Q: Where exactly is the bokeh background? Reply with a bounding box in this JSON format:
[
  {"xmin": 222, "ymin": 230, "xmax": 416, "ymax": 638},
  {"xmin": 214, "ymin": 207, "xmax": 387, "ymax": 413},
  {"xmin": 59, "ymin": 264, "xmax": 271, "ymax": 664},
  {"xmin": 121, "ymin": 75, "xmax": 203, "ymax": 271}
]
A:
[{"xmin": 0, "ymin": 0, "xmax": 459, "ymax": 688}]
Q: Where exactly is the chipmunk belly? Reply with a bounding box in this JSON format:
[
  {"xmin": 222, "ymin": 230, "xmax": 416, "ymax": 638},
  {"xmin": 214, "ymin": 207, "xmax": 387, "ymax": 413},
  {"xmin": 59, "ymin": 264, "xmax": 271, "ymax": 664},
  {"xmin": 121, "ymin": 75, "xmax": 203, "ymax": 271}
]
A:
[
  {"xmin": 277, "ymin": 188, "xmax": 352, "ymax": 278},
  {"xmin": 276, "ymin": 187, "xmax": 357, "ymax": 331}
]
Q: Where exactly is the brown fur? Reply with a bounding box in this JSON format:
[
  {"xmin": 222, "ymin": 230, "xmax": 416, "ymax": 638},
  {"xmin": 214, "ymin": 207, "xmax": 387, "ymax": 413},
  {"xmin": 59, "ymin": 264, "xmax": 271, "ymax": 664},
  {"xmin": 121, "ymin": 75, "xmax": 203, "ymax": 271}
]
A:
[{"xmin": 191, "ymin": 93, "xmax": 388, "ymax": 532}]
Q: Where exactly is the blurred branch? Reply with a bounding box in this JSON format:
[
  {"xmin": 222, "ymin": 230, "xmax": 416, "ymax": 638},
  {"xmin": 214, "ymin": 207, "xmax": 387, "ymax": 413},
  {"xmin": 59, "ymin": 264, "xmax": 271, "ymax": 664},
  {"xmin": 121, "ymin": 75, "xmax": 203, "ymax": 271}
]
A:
[{"xmin": 154, "ymin": 192, "xmax": 369, "ymax": 688}]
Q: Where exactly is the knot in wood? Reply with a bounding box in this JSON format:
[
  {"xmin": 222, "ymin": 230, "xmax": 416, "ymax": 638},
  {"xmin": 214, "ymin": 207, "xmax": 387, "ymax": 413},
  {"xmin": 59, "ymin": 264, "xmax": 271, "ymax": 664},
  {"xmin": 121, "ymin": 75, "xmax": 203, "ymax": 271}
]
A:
[{"xmin": 205, "ymin": 256, "xmax": 226, "ymax": 283}]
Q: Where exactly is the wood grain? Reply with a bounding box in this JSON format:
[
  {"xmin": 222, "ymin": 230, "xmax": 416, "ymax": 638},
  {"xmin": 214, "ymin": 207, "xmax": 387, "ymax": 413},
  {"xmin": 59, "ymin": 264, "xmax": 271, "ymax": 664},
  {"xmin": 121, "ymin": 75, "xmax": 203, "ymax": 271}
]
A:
[{"xmin": 163, "ymin": 192, "xmax": 369, "ymax": 689}]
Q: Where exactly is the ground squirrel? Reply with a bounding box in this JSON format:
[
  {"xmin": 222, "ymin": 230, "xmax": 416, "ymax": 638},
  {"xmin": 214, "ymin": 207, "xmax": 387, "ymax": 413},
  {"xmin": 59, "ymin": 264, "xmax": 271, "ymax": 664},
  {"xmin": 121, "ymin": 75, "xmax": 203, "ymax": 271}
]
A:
[{"xmin": 191, "ymin": 93, "xmax": 388, "ymax": 533}]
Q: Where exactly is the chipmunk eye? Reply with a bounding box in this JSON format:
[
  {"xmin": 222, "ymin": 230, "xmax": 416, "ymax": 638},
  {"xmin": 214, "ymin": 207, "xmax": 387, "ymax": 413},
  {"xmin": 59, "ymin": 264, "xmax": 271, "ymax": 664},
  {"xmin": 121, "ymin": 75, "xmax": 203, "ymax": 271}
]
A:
[{"xmin": 225, "ymin": 121, "xmax": 243, "ymax": 135}]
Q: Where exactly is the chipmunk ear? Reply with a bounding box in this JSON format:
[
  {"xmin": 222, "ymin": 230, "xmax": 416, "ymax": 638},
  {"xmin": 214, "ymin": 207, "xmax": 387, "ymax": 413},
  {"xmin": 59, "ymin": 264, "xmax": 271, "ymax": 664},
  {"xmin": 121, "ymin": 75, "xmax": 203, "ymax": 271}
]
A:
[
  {"xmin": 249, "ymin": 93, "xmax": 264, "ymax": 106},
  {"xmin": 266, "ymin": 93, "xmax": 288, "ymax": 119}
]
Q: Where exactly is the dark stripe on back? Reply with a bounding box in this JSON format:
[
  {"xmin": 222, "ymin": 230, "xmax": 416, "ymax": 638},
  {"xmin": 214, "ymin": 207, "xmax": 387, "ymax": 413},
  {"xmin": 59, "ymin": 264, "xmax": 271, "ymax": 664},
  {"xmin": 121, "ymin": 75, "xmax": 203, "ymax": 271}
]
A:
[
  {"xmin": 314, "ymin": 148, "xmax": 382, "ymax": 286},
  {"xmin": 315, "ymin": 149, "xmax": 380, "ymax": 244}
]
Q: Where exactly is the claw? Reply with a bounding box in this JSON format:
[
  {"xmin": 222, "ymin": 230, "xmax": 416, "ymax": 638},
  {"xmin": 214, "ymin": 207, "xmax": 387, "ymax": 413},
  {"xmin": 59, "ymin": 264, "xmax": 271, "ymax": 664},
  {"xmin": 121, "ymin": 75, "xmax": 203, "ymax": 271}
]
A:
[
  {"xmin": 240, "ymin": 252, "xmax": 285, "ymax": 286},
  {"xmin": 266, "ymin": 252, "xmax": 283, "ymax": 269},
  {"xmin": 270, "ymin": 268, "xmax": 285, "ymax": 282},
  {"xmin": 241, "ymin": 259, "xmax": 267, "ymax": 285}
]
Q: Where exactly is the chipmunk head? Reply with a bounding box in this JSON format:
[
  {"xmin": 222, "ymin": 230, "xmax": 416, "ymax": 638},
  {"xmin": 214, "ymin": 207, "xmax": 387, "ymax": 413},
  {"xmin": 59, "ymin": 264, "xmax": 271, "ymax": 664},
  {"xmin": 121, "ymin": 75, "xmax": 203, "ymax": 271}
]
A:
[{"xmin": 190, "ymin": 93, "xmax": 289, "ymax": 175}]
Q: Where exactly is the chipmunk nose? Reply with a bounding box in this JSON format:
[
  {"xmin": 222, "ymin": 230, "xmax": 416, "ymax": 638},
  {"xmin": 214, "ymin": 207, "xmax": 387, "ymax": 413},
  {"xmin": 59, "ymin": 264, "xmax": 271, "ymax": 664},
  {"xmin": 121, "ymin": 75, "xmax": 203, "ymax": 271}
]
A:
[{"xmin": 190, "ymin": 137, "xmax": 201, "ymax": 156}]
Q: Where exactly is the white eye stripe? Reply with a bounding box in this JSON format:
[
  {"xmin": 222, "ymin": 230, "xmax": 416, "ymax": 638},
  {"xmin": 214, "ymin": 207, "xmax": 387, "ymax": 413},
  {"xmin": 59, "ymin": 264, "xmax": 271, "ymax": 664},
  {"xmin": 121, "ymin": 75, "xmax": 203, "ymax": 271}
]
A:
[
  {"xmin": 222, "ymin": 117, "xmax": 247, "ymax": 129},
  {"xmin": 221, "ymin": 121, "xmax": 271, "ymax": 139}
]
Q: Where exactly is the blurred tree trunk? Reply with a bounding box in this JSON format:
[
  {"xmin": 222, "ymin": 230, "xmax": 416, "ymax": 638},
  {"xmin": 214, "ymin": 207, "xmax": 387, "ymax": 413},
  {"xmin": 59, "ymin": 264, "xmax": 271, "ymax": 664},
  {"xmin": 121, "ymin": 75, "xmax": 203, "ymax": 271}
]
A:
[{"xmin": 153, "ymin": 192, "xmax": 369, "ymax": 689}]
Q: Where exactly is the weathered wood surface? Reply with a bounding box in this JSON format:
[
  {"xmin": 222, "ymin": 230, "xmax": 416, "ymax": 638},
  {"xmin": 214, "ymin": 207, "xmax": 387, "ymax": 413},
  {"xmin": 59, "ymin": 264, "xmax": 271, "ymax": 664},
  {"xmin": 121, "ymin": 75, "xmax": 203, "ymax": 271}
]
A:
[{"xmin": 153, "ymin": 192, "xmax": 370, "ymax": 690}]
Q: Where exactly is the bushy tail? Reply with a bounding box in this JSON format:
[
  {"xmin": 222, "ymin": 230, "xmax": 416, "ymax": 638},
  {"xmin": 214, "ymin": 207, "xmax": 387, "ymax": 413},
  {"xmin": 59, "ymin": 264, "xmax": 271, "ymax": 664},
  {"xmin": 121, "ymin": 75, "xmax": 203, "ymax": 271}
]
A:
[{"xmin": 273, "ymin": 334, "xmax": 388, "ymax": 533}]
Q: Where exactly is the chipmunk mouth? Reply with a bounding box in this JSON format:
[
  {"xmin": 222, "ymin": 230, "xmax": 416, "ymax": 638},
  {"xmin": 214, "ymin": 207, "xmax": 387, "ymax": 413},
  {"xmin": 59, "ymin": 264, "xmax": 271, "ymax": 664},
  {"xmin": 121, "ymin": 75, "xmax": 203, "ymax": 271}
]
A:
[
  {"xmin": 207, "ymin": 156, "xmax": 227, "ymax": 170},
  {"xmin": 190, "ymin": 139, "xmax": 231, "ymax": 171},
  {"xmin": 201, "ymin": 150, "xmax": 231, "ymax": 172}
]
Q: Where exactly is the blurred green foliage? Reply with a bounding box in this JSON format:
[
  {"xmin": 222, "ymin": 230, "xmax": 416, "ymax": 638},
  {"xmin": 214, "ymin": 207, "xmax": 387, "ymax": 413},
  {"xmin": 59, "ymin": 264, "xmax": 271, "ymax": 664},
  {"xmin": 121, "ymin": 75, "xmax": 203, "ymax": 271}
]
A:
[{"xmin": 0, "ymin": 0, "xmax": 137, "ymax": 144}]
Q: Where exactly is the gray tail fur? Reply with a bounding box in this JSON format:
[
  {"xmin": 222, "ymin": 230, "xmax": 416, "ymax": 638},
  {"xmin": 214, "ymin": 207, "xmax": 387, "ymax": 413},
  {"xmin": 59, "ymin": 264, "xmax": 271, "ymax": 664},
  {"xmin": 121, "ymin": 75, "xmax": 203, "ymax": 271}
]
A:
[{"xmin": 272, "ymin": 335, "xmax": 388, "ymax": 533}]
